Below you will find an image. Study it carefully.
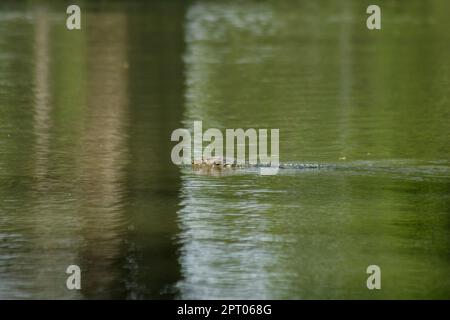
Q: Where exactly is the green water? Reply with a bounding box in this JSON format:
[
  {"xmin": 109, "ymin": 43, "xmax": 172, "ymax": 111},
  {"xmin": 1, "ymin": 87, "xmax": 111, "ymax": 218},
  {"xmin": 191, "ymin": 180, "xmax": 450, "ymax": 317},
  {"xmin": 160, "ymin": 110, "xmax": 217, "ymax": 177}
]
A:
[{"xmin": 0, "ymin": 0, "xmax": 449, "ymax": 299}]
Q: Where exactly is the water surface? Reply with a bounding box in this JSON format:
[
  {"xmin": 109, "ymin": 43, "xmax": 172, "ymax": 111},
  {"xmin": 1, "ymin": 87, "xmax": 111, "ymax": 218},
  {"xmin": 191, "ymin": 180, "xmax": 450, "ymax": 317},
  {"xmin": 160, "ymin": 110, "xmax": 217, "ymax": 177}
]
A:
[{"xmin": 0, "ymin": 0, "xmax": 449, "ymax": 299}]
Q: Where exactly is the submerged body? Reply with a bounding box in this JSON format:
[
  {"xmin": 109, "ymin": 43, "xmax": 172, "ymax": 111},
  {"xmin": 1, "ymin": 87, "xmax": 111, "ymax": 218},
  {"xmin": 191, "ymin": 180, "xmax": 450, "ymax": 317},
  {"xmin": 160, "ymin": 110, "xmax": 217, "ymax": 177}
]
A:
[{"xmin": 191, "ymin": 157, "xmax": 323, "ymax": 172}]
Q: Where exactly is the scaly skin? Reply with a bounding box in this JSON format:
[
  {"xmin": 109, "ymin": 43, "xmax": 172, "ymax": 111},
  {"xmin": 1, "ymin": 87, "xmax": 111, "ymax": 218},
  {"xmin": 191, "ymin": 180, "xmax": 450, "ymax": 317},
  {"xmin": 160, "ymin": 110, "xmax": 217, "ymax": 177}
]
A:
[{"xmin": 191, "ymin": 157, "xmax": 323, "ymax": 170}]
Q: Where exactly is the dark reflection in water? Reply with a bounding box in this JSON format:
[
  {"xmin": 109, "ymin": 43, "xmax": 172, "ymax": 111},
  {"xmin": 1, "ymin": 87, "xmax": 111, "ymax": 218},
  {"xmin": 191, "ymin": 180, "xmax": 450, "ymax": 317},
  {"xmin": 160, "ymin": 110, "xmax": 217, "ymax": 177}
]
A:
[
  {"xmin": 121, "ymin": 1, "xmax": 185, "ymax": 299},
  {"xmin": 0, "ymin": 0, "xmax": 449, "ymax": 299},
  {"xmin": 0, "ymin": 1, "xmax": 185, "ymax": 299}
]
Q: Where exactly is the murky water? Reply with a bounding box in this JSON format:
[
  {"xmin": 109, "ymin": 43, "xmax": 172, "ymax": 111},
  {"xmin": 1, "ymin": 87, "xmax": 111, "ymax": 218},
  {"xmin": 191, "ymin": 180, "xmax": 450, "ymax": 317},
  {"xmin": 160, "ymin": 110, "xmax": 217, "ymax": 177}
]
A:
[{"xmin": 0, "ymin": 0, "xmax": 449, "ymax": 299}]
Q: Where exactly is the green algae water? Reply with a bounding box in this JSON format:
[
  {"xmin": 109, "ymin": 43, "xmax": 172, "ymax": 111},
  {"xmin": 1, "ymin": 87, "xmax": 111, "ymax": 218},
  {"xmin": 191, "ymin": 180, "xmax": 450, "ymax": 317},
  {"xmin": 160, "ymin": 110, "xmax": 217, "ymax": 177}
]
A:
[{"xmin": 0, "ymin": 0, "xmax": 449, "ymax": 299}]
